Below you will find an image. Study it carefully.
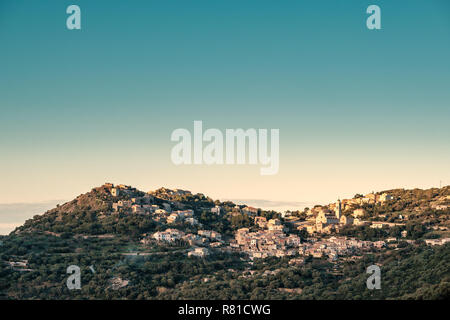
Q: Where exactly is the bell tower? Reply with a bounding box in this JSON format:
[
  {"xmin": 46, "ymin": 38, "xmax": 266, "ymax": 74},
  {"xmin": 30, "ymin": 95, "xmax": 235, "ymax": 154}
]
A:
[{"xmin": 335, "ymin": 199, "xmax": 342, "ymax": 220}]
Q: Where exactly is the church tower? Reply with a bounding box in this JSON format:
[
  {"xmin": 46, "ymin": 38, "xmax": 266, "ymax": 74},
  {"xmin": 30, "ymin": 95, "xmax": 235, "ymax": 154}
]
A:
[{"xmin": 335, "ymin": 199, "xmax": 342, "ymax": 219}]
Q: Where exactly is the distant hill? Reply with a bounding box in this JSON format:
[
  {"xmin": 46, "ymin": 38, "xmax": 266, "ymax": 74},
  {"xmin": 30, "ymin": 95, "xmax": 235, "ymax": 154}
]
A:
[{"xmin": 12, "ymin": 184, "xmax": 240, "ymax": 238}]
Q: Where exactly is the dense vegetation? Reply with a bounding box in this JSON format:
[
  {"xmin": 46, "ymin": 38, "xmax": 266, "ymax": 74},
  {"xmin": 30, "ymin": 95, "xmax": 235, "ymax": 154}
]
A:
[
  {"xmin": 158, "ymin": 243, "xmax": 450, "ymax": 300},
  {"xmin": 1, "ymin": 232, "xmax": 448, "ymax": 299}
]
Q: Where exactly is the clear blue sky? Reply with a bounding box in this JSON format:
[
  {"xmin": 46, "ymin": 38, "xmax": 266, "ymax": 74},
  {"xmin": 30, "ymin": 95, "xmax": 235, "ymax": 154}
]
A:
[{"xmin": 1, "ymin": 0, "xmax": 449, "ymax": 210}]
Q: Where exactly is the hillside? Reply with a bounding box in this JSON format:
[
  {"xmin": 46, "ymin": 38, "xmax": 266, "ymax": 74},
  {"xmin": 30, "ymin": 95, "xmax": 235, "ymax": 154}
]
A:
[{"xmin": 0, "ymin": 183, "xmax": 449, "ymax": 300}]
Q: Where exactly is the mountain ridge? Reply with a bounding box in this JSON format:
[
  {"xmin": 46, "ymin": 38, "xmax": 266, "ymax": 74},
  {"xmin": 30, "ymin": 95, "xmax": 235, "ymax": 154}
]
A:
[{"xmin": 10, "ymin": 183, "xmax": 450, "ymax": 238}]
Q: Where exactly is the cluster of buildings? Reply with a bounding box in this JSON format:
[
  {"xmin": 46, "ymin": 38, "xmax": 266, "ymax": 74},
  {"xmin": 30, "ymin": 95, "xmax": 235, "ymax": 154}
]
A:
[
  {"xmin": 227, "ymin": 205, "xmax": 259, "ymax": 216},
  {"xmin": 154, "ymin": 188, "xmax": 193, "ymax": 197},
  {"xmin": 369, "ymin": 221, "xmax": 405, "ymax": 229},
  {"xmin": 106, "ymin": 183, "xmax": 139, "ymax": 198},
  {"xmin": 142, "ymin": 228, "xmax": 223, "ymax": 254},
  {"xmin": 231, "ymin": 227, "xmax": 301, "ymax": 259},
  {"xmin": 108, "ymin": 184, "xmax": 163, "ymax": 215},
  {"xmin": 197, "ymin": 230, "xmax": 222, "ymax": 240},
  {"xmin": 338, "ymin": 192, "xmax": 394, "ymax": 208},
  {"xmin": 107, "ymin": 184, "xmax": 450, "ymax": 264},
  {"xmin": 113, "ymin": 199, "xmax": 167, "ymax": 215},
  {"xmin": 141, "ymin": 229, "xmax": 224, "ymax": 258},
  {"xmin": 298, "ymin": 236, "xmax": 382, "ymax": 261},
  {"xmin": 305, "ymin": 192, "xmax": 394, "ymax": 218},
  {"xmin": 108, "ymin": 184, "xmax": 204, "ymax": 227},
  {"xmin": 299, "ymin": 200, "xmax": 353, "ymax": 234},
  {"xmin": 297, "ymin": 197, "xmax": 404, "ymax": 234},
  {"xmin": 167, "ymin": 210, "xmax": 197, "ymax": 225},
  {"xmin": 231, "ymin": 224, "xmax": 392, "ymax": 262},
  {"xmin": 149, "ymin": 228, "xmax": 185, "ymax": 243},
  {"xmin": 187, "ymin": 247, "xmax": 210, "ymax": 258},
  {"xmin": 254, "ymin": 217, "xmax": 287, "ymax": 232}
]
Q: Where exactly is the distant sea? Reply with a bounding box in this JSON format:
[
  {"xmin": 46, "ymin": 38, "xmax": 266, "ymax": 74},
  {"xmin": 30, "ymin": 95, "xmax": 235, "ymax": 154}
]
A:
[{"xmin": 0, "ymin": 201, "xmax": 64, "ymax": 235}]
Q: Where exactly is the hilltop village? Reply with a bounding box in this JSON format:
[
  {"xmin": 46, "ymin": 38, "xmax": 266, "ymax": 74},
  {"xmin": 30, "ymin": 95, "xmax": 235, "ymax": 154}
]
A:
[
  {"xmin": 2, "ymin": 182, "xmax": 449, "ymax": 300},
  {"xmin": 102, "ymin": 183, "xmax": 450, "ymax": 262}
]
